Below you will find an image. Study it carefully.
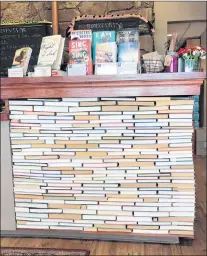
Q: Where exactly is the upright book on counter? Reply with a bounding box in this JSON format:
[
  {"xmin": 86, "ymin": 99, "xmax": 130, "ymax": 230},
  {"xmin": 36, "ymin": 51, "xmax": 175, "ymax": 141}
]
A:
[
  {"xmin": 116, "ymin": 28, "xmax": 139, "ymax": 43},
  {"xmin": 12, "ymin": 47, "xmax": 32, "ymax": 75},
  {"xmin": 118, "ymin": 42, "xmax": 139, "ymax": 62},
  {"xmin": 68, "ymin": 39, "xmax": 92, "ymax": 75},
  {"xmin": 37, "ymin": 35, "xmax": 65, "ymax": 70},
  {"xmin": 92, "ymin": 31, "xmax": 116, "ymax": 63}
]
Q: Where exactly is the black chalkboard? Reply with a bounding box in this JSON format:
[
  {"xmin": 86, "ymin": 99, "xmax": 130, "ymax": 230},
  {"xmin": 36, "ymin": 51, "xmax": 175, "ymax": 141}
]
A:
[
  {"xmin": 72, "ymin": 17, "xmax": 153, "ymax": 36},
  {"xmin": 0, "ymin": 23, "xmax": 52, "ymax": 77}
]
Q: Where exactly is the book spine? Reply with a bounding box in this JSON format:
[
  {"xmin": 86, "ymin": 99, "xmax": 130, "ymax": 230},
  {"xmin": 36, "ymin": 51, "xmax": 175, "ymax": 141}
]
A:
[{"xmin": 24, "ymin": 49, "xmax": 32, "ymax": 76}]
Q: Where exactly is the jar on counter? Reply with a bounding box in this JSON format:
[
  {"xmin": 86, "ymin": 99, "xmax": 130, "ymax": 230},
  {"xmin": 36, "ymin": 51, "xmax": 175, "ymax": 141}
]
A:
[{"xmin": 165, "ymin": 52, "xmax": 178, "ymax": 73}]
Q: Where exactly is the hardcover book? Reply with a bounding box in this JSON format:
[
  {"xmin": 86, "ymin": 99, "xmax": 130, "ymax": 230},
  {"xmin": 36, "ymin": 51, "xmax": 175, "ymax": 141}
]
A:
[
  {"xmin": 70, "ymin": 30, "xmax": 92, "ymax": 40},
  {"xmin": 118, "ymin": 42, "xmax": 139, "ymax": 62},
  {"xmin": 12, "ymin": 47, "xmax": 32, "ymax": 75},
  {"xmin": 95, "ymin": 42, "xmax": 117, "ymax": 63},
  {"xmin": 68, "ymin": 39, "xmax": 92, "ymax": 75},
  {"xmin": 92, "ymin": 31, "xmax": 116, "ymax": 63},
  {"xmin": 37, "ymin": 35, "xmax": 65, "ymax": 70},
  {"xmin": 116, "ymin": 28, "xmax": 139, "ymax": 43}
]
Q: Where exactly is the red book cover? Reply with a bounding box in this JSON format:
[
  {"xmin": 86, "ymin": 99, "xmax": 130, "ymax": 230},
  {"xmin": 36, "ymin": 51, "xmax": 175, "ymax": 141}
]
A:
[{"xmin": 69, "ymin": 39, "xmax": 92, "ymax": 75}]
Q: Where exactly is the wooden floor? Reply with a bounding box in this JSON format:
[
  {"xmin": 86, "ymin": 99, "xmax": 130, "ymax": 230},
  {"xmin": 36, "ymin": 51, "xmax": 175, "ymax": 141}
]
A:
[{"xmin": 1, "ymin": 157, "xmax": 206, "ymax": 256}]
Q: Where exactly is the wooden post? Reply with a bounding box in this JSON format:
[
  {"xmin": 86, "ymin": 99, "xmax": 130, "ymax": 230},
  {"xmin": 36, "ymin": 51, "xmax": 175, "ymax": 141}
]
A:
[{"xmin": 52, "ymin": 1, "xmax": 58, "ymax": 34}]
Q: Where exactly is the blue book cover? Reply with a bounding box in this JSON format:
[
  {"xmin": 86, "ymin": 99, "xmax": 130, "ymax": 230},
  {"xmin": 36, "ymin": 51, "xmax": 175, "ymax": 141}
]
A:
[
  {"xmin": 193, "ymin": 113, "xmax": 200, "ymax": 121},
  {"xmin": 118, "ymin": 42, "xmax": 139, "ymax": 62},
  {"xmin": 193, "ymin": 96, "xmax": 199, "ymax": 102},
  {"xmin": 193, "ymin": 102, "xmax": 199, "ymax": 112},
  {"xmin": 194, "ymin": 121, "xmax": 199, "ymax": 128},
  {"xmin": 92, "ymin": 31, "xmax": 116, "ymax": 63}
]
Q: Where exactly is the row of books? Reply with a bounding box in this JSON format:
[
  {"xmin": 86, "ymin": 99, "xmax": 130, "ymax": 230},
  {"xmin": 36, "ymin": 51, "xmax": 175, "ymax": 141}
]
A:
[
  {"xmin": 8, "ymin": 34, "xmax": 65, "ymax": 77},
  {"xmin": 8, "ymin": 29, "xmax": 140, "ymax": 77},
  {"xmin": 68, "ymin": 29, "xmax": 140, "ymax": 75}
]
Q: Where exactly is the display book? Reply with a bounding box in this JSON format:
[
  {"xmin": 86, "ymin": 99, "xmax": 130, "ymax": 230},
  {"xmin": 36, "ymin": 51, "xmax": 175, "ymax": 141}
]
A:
[
  {"xmin": 35, "ymin": 35, "xmax": 65, "ymax": 77},
  {"xmin": 95, "ymin": 28, "xmax": 140, "ymax": 75},
  {"xmin": 68, "ymin": 30, "xmax": 93, "ymax": 75},
  {"xmin": 8, "ymin": 47, "xmax": 33, "ymax": 77},
  {"xmin": 7, "ymin": 35, "xmax": 65, "ymax": 77},
  {"xmin": 68, "ymin": 28, "xmax": 140, "ymax": 76}
]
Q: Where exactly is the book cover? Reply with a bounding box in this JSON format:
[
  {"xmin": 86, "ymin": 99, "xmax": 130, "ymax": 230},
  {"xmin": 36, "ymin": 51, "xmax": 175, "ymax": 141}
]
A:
[
  {"xmin": 116, "ymin": 28, "xmax": 139, "ymax": 43},
  {"xmin": 68, "ymin": 39, "xmax": 92, "ymax": 75},
  {"xmin": 92, "ymin": 31, "xmax": 116, "ymax": 63},
  {"xmin": 37, "ymin": 35, "xmax": 65, "ymax": 70},
  {"xmin": 96, "ymin": 42, "xmax": 117, "ymax": 63},
  {"xmin": 118, "ymin": 42, "xmax": 139, "ymax": 62},
  {"xmin": 70, "ymin": 30, "xmax": 92, "ymax": 40},
  {"xmin": 12, "ymin": 47, "xmax": 32, "ymax": 75}
]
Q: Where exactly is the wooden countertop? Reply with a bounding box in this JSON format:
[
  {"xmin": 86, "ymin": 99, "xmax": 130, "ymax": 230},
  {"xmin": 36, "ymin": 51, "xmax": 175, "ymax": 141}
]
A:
[{"xmin": 1, "ymin": 72, "xmax": 206, "ymax": 100}]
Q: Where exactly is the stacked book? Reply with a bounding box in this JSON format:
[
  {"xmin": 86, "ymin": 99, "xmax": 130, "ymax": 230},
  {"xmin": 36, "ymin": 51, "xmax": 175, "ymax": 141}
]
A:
[
  {"xmin": 193, "ymin": 96, "xmax": 199, "ymax": 128},
  {"xmin": 9, "ymin": 96, "xmax": 195, "ymax": 238}
]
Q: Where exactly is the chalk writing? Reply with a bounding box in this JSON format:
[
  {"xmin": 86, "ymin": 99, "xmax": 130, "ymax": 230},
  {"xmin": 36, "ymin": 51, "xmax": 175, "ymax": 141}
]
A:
[{"xmin": 0, "ymin": 23, "xmax": 52, "ymax": 76}]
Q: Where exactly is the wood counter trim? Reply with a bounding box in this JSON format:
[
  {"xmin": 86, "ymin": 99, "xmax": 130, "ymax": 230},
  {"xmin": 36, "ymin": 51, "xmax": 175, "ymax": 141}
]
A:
[
  {"xmin": 0, "ymin": 113, "xmax": 9, "ymax": 121},
  {"xmin": 1, "ymin": 72, "xmax": 206, "ymax": 85},
  {"xmin": 1, "ymin": 85, "xmax": 201, "ymax": 99},
  {"xmin": 0, "ymin": 73, "xmax": 206, "ymax": 99}
]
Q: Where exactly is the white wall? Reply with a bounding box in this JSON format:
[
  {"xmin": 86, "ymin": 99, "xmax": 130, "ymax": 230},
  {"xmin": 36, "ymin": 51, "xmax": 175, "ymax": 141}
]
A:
[
  {"xmin": 154, "ymin": 1, "xmax": 207, "ymax": 54},
  {"xmin": 1, "ymin": 121, "xmax": 16, "ymax": 231}
]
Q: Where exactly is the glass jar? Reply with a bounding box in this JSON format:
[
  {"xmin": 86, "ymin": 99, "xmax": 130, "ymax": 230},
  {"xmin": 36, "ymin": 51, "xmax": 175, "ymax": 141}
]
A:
[{"xmin": 184, "ymin": 59, "xmax": 200, "ymax": 72}]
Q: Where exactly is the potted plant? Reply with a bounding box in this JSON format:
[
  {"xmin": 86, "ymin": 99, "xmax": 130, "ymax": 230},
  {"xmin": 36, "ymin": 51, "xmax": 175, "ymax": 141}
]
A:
[{"xmin": 178, "ymin": 46, "xmax": 206, "ymax": 72}]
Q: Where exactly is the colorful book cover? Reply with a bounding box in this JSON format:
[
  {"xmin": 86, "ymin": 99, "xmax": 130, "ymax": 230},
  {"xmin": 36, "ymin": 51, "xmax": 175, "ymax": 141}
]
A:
[
  {"xmin": 116, "ymin": 28, "xmax": 139, "ymax": 43},
  {"xmin": 118, "ymin": 42, "xmax": 139, "ymax": 62},
  {"xmin": 12, "ymin": 47, "xmax": 32, "ymax": 75},
  {"xmin": 96, "ymin": 42, "xmax": 117, "ymax": 63},
  {"xmin": 68, "ymin": 39, "xmax": 92, "ymax": 75},
  {"xmin": 70, "ymin": 30, "xmax": 92, "ymax": 41},
  {"xmin": 92, "ymin": 31, "xmax": 116, "ymax": 63}
]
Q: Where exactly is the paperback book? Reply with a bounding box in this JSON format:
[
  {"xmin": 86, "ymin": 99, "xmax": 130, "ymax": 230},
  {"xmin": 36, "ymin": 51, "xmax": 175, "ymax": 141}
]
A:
[
  {"xmin": 12, "ymin": 47, "xmax": 32, "ymax": 75},
  {"xmin": 37, "ymin": 35, "xmax": 65, "ymax": 70},
  {"xmin": 70, "ymin": 30, "xmax": 92, "ymax": 40},
  {"xmin": 92, "ymin": 31, "xmax": 116, "ymax": 63},
  {"xmin": 96, "ymin": 42, "xmax": 117, "ymax": 63},
  {"xmin": 68, "ymin": 39, "xmax": 92, "ymax": 75},
  {"xmin": 116, "ymin": 28, "xmax": 139, "ymax": 43},
  {"xmin": 118, "ymin": 42, "xmax": 139, "ymax": 62}
]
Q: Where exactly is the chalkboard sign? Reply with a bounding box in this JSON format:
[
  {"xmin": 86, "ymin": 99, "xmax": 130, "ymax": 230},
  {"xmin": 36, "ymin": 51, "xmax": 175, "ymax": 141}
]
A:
[
  {"xmin": 0, "ymin": 23, "xmax": 52, "ymax": 77},
  {"xmin": 71, "ymin": 17, "xmax": 154, "ymax": 36}
]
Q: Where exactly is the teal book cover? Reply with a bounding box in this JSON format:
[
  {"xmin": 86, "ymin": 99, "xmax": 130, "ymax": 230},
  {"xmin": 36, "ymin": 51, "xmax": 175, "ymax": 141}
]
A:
[
  {"xmin": 92, "ymin": 31, "xmax": 116, "ymax": 63},
  {"xmin": 118, "ymin": 42, "xmax": 139, "ymax": 62}
]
